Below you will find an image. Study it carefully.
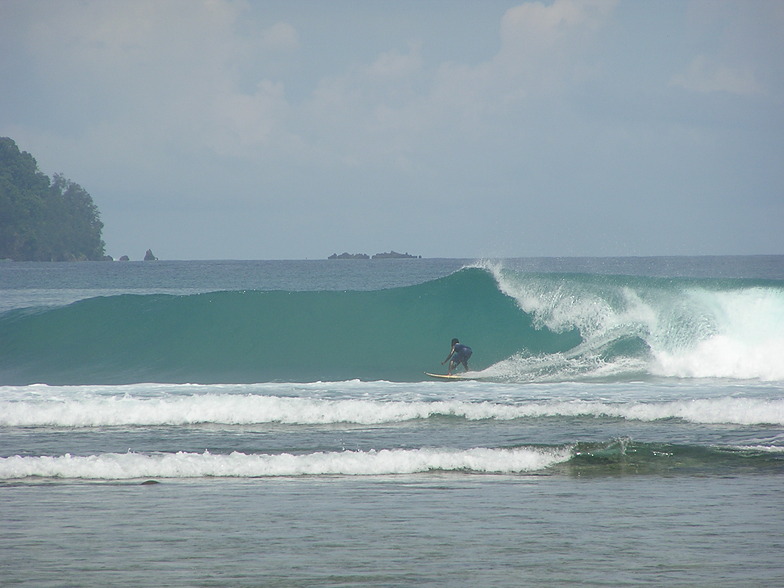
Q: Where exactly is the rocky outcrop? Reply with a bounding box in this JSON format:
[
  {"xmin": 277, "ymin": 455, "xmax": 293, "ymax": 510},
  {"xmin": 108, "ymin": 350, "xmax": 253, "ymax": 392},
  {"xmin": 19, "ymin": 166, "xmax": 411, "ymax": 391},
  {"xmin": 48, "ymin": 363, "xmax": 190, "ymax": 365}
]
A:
[
  {"xmin": 372, "ymin": 251, "xmax": 420, "ymax": 259},
  {"xmin": 144, "ymin": 249, "xmax": 158, "ymax": 261},
  {"xmin": 328, "ymin": 252, "xmax": 370, "ymax": 259},
  {"xmin": 328, "ymin": 250, "xmax": 421, "ymax": 259}
]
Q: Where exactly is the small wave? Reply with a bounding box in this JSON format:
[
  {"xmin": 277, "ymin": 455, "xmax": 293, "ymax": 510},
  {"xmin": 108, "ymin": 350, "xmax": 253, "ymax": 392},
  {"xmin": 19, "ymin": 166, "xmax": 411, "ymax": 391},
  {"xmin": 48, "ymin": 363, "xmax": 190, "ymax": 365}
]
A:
[
  {"xmin": 2, "ymin": 394, "xmax": 782, "ymax": 427},
  {"xmin": 0, "ymin": 446, "xmax": 572, "ymax": 480}
]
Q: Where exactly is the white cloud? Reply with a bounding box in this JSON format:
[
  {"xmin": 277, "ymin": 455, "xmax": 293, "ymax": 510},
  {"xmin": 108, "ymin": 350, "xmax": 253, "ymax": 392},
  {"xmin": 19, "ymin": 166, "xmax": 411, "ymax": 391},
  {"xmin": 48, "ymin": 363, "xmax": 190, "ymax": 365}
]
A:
[
  {"xmin": 211, "ymin": 80, "xmax": 296, "ymax": 157},
  {"xmin": 8, "ymin": 0, "xmax": 619, "ymax": 171},
  {"xmin": 671, "ymin": 55, "xmax": 763, "ymax": 96},
  {"xmin": 260, "ymin": 22, "xmax": 299, "ymax": 51},
  {"xmin": 365, "ymin": 43, "xmax": 423, "ymax": 80},
  {"xmin": 501, "ymin": 0, "xmax": 617, "ymax": 51},
  {"xmin": 25, "ymin": 0, "xmax": 248, "ymax": 78},
  {"xmin": 414, "ymin": 0, "xmax": 617, "ymax": 136},
  {"xmin": 11, "ymin": 1, "xmax": 308, "ymax": 162},
  {"xmin": 297, "ymin": 0, "xmax": 618, "ymax": 166},
  {"xmin": 496, "ymin": 0, "xmax": 617, "ymax": 79}
]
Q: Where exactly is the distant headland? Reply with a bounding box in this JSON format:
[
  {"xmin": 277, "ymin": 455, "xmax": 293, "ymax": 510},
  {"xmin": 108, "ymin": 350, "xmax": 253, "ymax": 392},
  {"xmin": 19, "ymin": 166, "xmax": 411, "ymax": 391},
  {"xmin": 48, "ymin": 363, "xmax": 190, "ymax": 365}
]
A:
[
  {"xmin": 329, "ymin": 251, "xmax": 421, "ymax": 260},
  {"xmin": 0, "ymin": 137, "xmax": 107, "ymax": 261}
]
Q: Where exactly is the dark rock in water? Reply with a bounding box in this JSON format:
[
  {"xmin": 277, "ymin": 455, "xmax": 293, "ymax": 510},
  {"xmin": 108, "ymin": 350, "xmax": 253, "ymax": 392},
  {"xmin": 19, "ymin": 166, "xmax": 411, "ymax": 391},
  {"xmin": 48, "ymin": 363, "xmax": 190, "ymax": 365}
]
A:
[
  {"xmin": 144, "ymin": 249, "xmax": 158, "ymax": 261},
  {"xmin": 328, "ymin": 251, "xmax": 421, "ymax": 259},
  {"xmin": 140, "ymin": 480, "xmax": 160, "ymax": 485},
  {"xmin": 328, "ymin": 252, "xmax": 370, "ymax": 260},
  {"xmin": 372, "ymin": 251, "xmax": 420, "ymax": 259},
  {"xmin": 119, "ymin": 255, "xmax": 130, "ymax": 262}
]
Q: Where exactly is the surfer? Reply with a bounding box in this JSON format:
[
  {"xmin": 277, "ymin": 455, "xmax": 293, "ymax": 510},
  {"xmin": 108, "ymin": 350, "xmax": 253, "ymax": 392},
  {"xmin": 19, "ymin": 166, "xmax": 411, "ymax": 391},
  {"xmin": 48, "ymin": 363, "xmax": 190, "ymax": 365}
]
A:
[{"xmin": 442, "ymin": 338, "xmax": 472, "ymax": 375}]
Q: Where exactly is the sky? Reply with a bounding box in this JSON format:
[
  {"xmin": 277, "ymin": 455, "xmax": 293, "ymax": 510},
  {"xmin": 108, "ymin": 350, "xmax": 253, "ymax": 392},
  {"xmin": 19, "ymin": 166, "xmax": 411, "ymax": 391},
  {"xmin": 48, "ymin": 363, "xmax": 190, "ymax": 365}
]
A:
[{"xmin": 1, "ymin": 0, "xmax": 782, "ymax": 260}]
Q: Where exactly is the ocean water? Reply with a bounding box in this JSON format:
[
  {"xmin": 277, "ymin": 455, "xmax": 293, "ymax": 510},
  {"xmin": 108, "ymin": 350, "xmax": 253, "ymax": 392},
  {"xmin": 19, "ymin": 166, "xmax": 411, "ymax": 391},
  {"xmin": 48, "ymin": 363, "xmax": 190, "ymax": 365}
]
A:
[{"xmin": 1, "ymin": 256, "xmax": 782, "ymax": 586}]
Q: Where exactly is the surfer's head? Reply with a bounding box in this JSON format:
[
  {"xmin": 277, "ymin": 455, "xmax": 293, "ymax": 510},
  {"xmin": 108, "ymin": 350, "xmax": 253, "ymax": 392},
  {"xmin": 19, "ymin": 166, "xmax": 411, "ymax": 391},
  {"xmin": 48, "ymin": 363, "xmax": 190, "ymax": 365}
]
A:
[{"xmin": 451, "ymin": 338, "xmax": 459, "ymax": 345}]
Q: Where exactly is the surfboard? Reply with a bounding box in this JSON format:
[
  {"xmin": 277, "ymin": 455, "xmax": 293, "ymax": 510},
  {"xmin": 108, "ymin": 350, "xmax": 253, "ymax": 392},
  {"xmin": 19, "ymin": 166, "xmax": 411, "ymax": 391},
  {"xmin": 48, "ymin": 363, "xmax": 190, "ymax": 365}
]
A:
[{"xmin": 425, "ymin": 372, "xmax": 467, "ymax": 380}]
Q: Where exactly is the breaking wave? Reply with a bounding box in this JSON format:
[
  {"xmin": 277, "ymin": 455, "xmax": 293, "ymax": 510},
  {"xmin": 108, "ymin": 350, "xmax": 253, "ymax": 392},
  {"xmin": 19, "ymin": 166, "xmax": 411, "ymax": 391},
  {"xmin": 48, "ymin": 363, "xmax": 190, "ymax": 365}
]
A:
[{"xmin": 1, "ymin": 266, "xmax": 782, "ymax": 384}]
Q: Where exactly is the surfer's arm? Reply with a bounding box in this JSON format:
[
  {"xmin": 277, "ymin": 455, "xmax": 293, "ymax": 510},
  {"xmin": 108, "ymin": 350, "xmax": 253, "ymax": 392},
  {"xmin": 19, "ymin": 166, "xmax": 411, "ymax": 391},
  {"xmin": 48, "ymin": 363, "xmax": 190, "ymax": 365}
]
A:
[{"xmin": 442, "ymin": 348, "xmax": 455, "ymax": 364}]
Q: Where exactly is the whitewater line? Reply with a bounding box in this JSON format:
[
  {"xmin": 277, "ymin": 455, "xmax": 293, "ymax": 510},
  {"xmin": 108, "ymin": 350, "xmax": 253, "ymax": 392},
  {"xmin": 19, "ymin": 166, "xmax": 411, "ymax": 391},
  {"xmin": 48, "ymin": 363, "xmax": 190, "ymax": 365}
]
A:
[
  {"xmin": 0, "ymin": 446, "xmax": 573, "ymax": 480},
  {"xmin": 1, "ymin": 395, "xmax": 782, "ymax": 427}
]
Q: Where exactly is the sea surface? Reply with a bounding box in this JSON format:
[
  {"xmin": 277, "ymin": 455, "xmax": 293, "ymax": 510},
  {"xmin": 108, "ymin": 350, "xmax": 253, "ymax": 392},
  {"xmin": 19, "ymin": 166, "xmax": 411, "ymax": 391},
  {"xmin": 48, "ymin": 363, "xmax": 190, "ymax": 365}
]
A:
[{"xmin": 1, "ymin": 256, "xmax": 783, "ymax": 586}]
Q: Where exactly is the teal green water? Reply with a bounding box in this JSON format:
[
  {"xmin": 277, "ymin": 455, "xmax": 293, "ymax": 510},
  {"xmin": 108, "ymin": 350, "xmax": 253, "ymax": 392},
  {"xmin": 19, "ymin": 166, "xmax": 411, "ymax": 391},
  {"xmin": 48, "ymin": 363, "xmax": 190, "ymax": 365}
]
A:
[
  {"xmin": 3, "ymin": 262, "xmax": 783, "ymax": 384},
  {"xmin": 0, "ymin": 268, "xmax": 581, "ymax": 384}
]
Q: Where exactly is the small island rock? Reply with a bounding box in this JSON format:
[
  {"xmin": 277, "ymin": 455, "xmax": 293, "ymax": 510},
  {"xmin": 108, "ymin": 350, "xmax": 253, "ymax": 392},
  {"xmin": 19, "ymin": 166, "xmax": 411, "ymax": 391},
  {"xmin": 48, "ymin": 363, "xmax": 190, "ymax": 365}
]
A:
[
  {"xmin": 328, "ymin": 252, "xmax": 370, "ymax": 260},
  {"xmin": 372, "ymin": 251, "xmax": 420, "ymax": 259}
]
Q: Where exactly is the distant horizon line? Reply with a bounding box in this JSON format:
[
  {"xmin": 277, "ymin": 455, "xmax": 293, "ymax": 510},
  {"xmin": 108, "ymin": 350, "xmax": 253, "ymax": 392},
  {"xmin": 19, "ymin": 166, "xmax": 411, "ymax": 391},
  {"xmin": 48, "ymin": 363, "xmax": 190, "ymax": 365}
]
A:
[{"xmin": 84, "ymin": 252, "xmax": 784, "ymax": 263}]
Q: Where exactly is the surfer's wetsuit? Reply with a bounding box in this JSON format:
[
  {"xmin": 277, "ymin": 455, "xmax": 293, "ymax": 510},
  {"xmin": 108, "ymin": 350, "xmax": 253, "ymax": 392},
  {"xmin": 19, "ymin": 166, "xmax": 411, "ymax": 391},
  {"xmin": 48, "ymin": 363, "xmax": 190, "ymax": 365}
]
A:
[{"xmin": 448, "ymin": 343, "xmax": 472, "ymax": 372}]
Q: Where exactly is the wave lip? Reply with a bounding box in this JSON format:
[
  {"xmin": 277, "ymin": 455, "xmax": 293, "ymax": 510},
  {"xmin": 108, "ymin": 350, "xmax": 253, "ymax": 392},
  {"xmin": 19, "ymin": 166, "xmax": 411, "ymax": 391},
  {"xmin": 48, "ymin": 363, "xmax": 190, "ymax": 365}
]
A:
[{"xmin": 0, "ymin": 447, "xmax": 573, "ymax": 480}]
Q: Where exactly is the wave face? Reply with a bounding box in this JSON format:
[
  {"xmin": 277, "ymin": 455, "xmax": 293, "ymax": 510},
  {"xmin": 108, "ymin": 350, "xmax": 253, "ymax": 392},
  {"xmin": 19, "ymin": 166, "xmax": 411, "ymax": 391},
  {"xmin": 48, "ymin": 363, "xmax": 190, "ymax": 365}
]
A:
[{"xmin": 1, "ymin": 266, "xmax": 782, "ymax": 384}]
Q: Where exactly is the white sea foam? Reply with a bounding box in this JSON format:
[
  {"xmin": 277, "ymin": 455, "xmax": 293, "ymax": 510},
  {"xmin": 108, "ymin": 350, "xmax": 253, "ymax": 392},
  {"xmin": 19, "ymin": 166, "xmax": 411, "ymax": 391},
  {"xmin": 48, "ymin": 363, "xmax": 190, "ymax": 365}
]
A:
[
  {"xmin": 484, "ymin": 264, "xmax": 784, "ymax": 382},
  {"xmin": 0, "ymin": 446, "xmax": 573, "ymax": 480},
  {"xmin": 651, "ymin": 289, "xmax": 784, "ymax": 380},
  {"xmin": 731, "ymin": 445, "xmax": 784, "ymax": 454},
  {"xmin": 2, "ymin": 394, "xmax": 782, "ymax": 427},
  {"xmin": 0, "ymin": 395, "xmax": 514, "ymax": 426}
]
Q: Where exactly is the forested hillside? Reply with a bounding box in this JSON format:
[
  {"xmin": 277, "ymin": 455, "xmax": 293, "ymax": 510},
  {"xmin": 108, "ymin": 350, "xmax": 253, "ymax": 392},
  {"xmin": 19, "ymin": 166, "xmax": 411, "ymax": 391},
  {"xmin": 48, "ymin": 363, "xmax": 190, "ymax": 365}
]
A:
[{"xmin": 0, "ymin": 138, "xmax": 106, "ymax": 261}]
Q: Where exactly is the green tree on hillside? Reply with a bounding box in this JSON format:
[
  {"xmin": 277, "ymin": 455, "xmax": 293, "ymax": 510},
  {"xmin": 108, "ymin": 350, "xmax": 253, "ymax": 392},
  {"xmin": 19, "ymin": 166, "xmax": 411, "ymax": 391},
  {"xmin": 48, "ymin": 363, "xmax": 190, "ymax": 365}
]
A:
[{"xmin": 0, "ymin": 137, "xmax": 106, "ymax": 261}]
